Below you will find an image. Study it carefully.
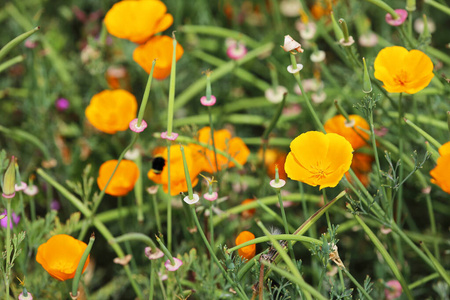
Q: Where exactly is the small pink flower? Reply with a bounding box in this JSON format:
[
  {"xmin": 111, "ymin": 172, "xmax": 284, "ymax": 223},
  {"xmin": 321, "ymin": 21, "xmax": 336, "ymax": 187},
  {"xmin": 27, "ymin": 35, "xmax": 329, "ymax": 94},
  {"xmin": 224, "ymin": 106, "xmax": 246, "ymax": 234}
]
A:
[
  {"xmin": 385, "ymin": 280, "xmax": 402, "ymax": 300},
  {"xmin": 129, "ymin": 118, "xmax": 147, "ymax": 133},
  {"xmin": 0, "ymin": 211, "xmax": 20, "ymax": 229},
  {"xmin": 160, "ymin": 131, "xmax": 178, "ymax": 141},
  {"xmin": 227, "ymin": 42, "xmax": 248, "ymax": 60},
  {"xmin": 23, "ymin": 185, "xmax": 39, "ymax": 196},
  {"xmin": 24, "ymin": 39, "xmax": 37, "ymax": 49},
  {"xmin": 283, "ymin": 103, "xmax": 302, "ymax": 116},
  {"xmin": 19, "ymin": 291, "xmax": 33, "ymax": 300},
  {"xmin": 158, "ymin": 271, "xmax": 168, "ymax": 281},
  {"xmin": 145, "ymin": 247, "xmax": 164, "ymax": 260},
  {"xmin": 15, "ymin": 182, "xmax": 28, "ymax": 192},
  {"xmin": 374, "ymin": 127, "xmax": 389, "ymax": 137},
  {"xmin": 204, "ymin": 192, "xmax": 218, "ymax": 201},
  {"xmin": 164, "ymin": 257, "xmax": 183, "ymax": 271},
  {"xmin": 55, "ymin": 98, "xmax": 70, "ymax": 111},
  {"xmin": 385, "ymin": 9, "xmax": 408, "ymax": 26},
  {"xmin": 200, "ymin": 95, "xmax": 216, "ymax": 106}
]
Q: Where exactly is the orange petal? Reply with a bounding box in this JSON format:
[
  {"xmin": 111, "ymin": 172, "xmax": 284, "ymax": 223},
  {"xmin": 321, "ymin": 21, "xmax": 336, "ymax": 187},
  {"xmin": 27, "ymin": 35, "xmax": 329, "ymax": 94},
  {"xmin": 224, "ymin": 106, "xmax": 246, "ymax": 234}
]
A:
[
  {"xmin": 133, "ymin": 35, "xmax": 184, "ymax": 79},
  {"xmin": 374, "ymin": 46, "xmax": 408, "ymax": 83},
  {"xmin": 288, "ymin": 131, "xmax": 328, "ymax": 172},
  {"xmin": 104, "ymin": 0, "xmax": 170, "ymax": 44},
  {"xmin": 430, "ymin": 154, "xmax": 450, "ymax": 194}
]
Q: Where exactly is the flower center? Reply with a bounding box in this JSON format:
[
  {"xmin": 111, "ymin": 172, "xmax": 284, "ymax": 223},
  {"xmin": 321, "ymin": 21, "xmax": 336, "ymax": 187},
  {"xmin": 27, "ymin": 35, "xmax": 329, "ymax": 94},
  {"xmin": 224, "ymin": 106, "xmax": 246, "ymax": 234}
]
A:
[{"xmin": 394, "ymin": 69, "xmax": 408, "ymax": 86}]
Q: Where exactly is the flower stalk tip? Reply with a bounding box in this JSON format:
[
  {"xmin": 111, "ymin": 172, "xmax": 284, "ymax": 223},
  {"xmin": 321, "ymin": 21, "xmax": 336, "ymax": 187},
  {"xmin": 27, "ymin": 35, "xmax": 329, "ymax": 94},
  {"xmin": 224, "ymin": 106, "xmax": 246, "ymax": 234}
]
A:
[
  {"xmin": 2, "ymin": 156, "xmax": 16, "ymax": 198},
  {"xmin": 362, "ymin": 57, "xmax": 373, "ymax": 93}
]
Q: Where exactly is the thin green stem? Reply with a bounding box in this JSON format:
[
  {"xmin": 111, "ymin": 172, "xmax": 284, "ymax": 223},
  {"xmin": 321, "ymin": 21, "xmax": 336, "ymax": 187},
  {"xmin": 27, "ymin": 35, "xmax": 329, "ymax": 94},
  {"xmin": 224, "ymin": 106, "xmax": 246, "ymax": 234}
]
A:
[
  {"xmin": 363, "ymin": 0, "xmax": 399, "ymax": 18},
  {"xmin": 396, "ymin": 93, "xmax": 405, "ymax": 266},
  {"xmin": 342, "ymin": 269, "xmax": 374, "ymax": 300},
  {"xmin": 322, "ymin": 189, "xmax": 332, "ymax": 229},
  {"xmin": 114, "ymin": 232, "xmax": 158, "ymax": 250},
  {"xmin": 420, "ymin": 242, "xmax": 450, "ymax": 286},
  {"xmin": 190, "ymin": 206, "xmax": 249, "ymax": 300},
  {"xmin": 149, "ymin": 261, "xmax": 154, "ymax": 300},
  {"xmin": 207, "ymin": 106, "xmax": 220, "ymax": 173},
  {"xmin": 424, "ymin": 0, "xmax": 450, "ymax": 15},
  {"xmin": 5, "ymin": 198, "xmax": 11, "ymax": 300},
  {"xmin": 72, "ymin": 233, "xmax": 95, "ymax": 297},
  {"xmin": 348, "ymin": 205, "xmax": 413, "ymax": 299},
  {"xmin": 166, "ymin": 37, "xmax": 177, "ymax": 137},
  {"xmin": 275, "ymin": 189, "xmax": 295, "ymax": 260},
  {"xmin": 167, "ymin": 142, "xmax": 172, "ymax": 252},
  {"xmin": 151, "ymin": 193, "xmax": 162, "ymax": 233}
]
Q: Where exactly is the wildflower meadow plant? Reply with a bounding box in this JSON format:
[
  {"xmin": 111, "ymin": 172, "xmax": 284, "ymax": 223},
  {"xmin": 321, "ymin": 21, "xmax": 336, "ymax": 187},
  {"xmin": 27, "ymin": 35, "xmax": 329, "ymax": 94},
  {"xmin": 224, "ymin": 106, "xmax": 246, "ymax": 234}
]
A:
[{"xmin": 1, "ymin": 0, "xmax": 449, "ymax": 299}]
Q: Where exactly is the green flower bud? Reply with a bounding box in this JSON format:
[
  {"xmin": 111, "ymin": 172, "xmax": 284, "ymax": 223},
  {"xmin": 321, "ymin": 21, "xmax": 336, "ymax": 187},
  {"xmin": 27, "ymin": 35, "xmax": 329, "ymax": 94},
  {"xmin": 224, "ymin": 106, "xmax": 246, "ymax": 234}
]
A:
[{"xmin": 2, "ymin": 156, "xmax": 16, "ymax": 198}]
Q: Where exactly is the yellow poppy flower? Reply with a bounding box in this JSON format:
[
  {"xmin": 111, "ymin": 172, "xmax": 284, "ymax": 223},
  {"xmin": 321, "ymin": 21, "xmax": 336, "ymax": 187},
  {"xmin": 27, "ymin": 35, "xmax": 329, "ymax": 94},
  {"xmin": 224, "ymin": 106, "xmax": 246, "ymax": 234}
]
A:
[
  {"xmin": 133, "ymin": 35, "xmax": 184, "ymax": 80},
  {"xmin": 190, "ymin": 126, "xmax": 250, "ymax": 173},
  {"xmin": 430, "ymin": 142, "xmax": 450, "ymax": 194},
  {"xmin": 36, "ymin": 234, "xmax": 90, "ymax": 281},
  {"xmin": 104, "ymin": 0, "xmax": 173, "ymax": 44},
  {"xmin": 374, "ymin": 46, "xmax": 434, "ymax": 94},
  {"xmin": 147, "ymin": 145, "xmax": 202, "ymax": 196},
  {"xmin": 285, "ymin": 131, "xmax": 353, "ymax": 189},
  {"xmin": 324, "ymin": 115, "xmax": 369, "ymax": 150},
  {"xmin": 97, "ymin": 160, "xmax": 140, "ymax": 196},
  {"xmin": 85, "ymin": 89, "xmax": 137, "ymax": 134},
  {"xmin": 235, "ymin": 231, "xmax": 256, "ymax": 261}
]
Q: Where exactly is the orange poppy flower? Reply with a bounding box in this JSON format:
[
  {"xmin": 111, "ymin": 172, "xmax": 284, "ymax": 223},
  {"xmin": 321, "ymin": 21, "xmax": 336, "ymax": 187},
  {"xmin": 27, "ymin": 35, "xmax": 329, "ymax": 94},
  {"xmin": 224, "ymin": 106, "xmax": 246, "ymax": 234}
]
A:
[
  {"xmin": 235, "ymin": 231, "xmax": 256, "ymax": 261},
  {"xmin": 36, "ymin": 234, "xmax": 90, "ymax": 281},
  {"xmin": 374, "ymin": 46, "xmax": 434, "ymax": 94},
  {"xmin": 430, "ymin": 142, "xmax": 450, "ymax": 194},
  {"xmin": 345, "ymin": 152, "xmax": 374, "ymax": 187},
  {"xmin": 97, "ymin": 160, "xmax": 140, "ymax": 196},
  {"xmin": 147, "ymin": 145, "xmax": 202, "ymax": 196},
  {"xmin": 258, "ymin": 148, "xmax": 288, "ymax": 180},
  {"xmin": 133, "ymin": 35, "xmax": 184, "ymax": 80},
  {"xmin": 85, "ymin": 89, "xmax": 137, "ymax": 134},
  {"xmin": 241, "ymin": 199, "xmax": 256, "ymax": 218},
  {"xmin": 324, "ymin": 115, "xmax": 370, "ymax": 150},
  {"xmin": 104, "ymin": 0, "xmax": 173, "ymax": 44},
  {"xmin": 190, "ymin": 126, "xmax": 250, "ymax": 173},
  {"xmin": 285, "ymin": 131, "xmax": 353, "ymax": 189}
]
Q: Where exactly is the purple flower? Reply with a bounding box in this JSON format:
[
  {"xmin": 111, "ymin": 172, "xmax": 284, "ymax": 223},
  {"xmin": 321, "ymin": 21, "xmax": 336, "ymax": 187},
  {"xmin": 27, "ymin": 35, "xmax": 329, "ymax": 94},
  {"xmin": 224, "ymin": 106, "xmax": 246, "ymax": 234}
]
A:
[
  {"xmin": 55, "ymin": 98, "xmax": 70, "ymax": 111},
  {"xmin": 1, "ymin": 211, "xmax": 20, "ymax": 229}
]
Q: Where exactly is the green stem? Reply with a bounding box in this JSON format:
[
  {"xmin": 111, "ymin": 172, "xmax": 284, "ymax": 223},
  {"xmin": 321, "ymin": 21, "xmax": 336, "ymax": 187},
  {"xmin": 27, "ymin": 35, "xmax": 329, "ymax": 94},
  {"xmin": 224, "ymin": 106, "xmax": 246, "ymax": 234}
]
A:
[
  {"xmin": 256, "ymin": 200, "xmax": 296, "ymax": 233},
  {"xmin": 190, "ymin": 206, "xmax": 249, "ymax": 300},
  {"xmin": 342, "ymin": 269, "xmax": 374, "ymax": 300},
  {"xmin": 207, "ymin": 106, "xmax": 220, "ymax": 173},
  {"xmin": 137, "ymin": 60, "xmax": 156, "ymax": 126},
  {"xmin": 149, "ymin": 261, "xmax": 154, "ymax": 300},
  {"xmin": 0, "ymin": 55, "xmax": 24, "ymax": 73},
  {"xmin": 424, "ymin": 0, "xmax": 450, "ymax": 15},
  {"xmin": 114, "ymin": 232, "xmax": 158, "ymax": 250},
  {"xmin": 0, "ymin": 26, "xmax": 39, "ymax": 61},
  {"xmin": 404, "ymin": 118, "xmax": 442, "ymax": 149},
  {"xmin": 228, "ymin": 234, "xmax": 321, "ymax": 253},
  {"xmin": 420, "ymin": 242, "xmax": 450, "ymax": 286},
  {"xmin": 72, "ymin": 233, "xmax": 95, "ymax": 297},
  {"xmin": 291, "ymin": 63, "xmax": 325, "ymax": 132},
  {"xmin": 166, "ymin": 37, "xmax": 177, "ymax": 137},
  {"xmin": 257, "ymin": 220, "xmax": 314, "ymax": 300},
  {"xmin": 396, "ymin": 93, "xmax": 405, "ymax": 267},
  {"xmin": 348, "ymin": 204, "xmax": 413, "ymax": 299},
  {"xmin": 322, "ymin": 189, "xmax": 332, "ymax": 229},
  {"xmin": 167, "ymin": 142, "xmax": 172, "ymax": 252},
  {"xmin": 151, "ymin": 193, "xmax": 162, "ymax": 233},
  {"xmin": 5, "ymin": 198, "xmax": 11, "ymax": 300},
  {"xmin": 363, "ymin": 0, "xmax": 399, "ymax": 18},
  {"xmin": 275, "ymin": 189, "xmax": 295, "ymax": 260}
]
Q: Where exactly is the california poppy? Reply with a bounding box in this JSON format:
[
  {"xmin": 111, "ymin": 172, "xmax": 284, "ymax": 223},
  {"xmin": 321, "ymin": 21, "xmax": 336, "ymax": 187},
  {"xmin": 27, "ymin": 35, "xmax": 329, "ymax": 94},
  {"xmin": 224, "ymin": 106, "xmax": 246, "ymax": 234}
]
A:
[
  {"xmin": 97, "ymin": 160, "xmax": 140, "ymax": 196},
  {"xmin": 241, "ymin": 199, "xmax": 256, "ymax": 218},
  {"xmin": 430, "ymin": 142, "xmax": 450, "ymax": 194},
  {"xmin": 235, "ymin": 231, "xmax": 256, "ymax": 260},
  {"xmin": 345, "ymin": 152, "xmax": 374, "ymax": 187},
  {"xmin": 324, "ymin": 115, "xmax": 369, "ymax": 150},
  {"xmin": 258, "ymin": 148, "xmax": 288, "ymax": 180},
  {"xmin": 85, "ymin": 89, "xmax": 137, "ymax": 134},
  {"xmin": 133, "ymin": 35, "xmax": 184, "ymax": 80},
  {"xmin": 147, "ymin": 145, "xmax": 202, "ymax": 196},
  {"xmin": 374, "ymin": 46, "xmax": 434, "ymax": 94},
  {"xmin": 104, "ymin": 0, "xmax": 173, "ymax": 44},
  {"xmin": 36, "ymin": 234, "xmax": 90, "ymax": 281},
  {"xmin": 285, "ymin": 131, "xmax": 353, "ymax": 189},
  {"xmin": 190, "ymin": 126, "xmax": 250, "ymax": 173}
]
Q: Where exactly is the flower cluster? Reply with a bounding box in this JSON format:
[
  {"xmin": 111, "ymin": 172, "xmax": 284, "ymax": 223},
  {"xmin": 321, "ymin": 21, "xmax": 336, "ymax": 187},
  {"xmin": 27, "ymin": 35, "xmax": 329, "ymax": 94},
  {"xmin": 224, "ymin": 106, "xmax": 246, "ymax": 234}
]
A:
[{"xmin": 104, "ymin": 0, "xmax": 183, "ymax": 79}]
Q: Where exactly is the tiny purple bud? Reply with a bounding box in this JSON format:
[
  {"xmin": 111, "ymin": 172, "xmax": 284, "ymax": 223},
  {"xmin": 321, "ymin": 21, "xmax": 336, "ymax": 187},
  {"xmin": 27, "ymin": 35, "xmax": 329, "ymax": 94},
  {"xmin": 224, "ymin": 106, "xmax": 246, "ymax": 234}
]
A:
[
  {"xmin": 385, "ymin": 9, "xmax": 408, "ymax": 26},
  {"xmin": 0, "ymin": 210, "xmax": 20, "ymax": 229},
  {"xmin": 55, "ymin": 98, "xmax": 70, "ymax": 111},
  {"xmin": 129, "ymin": 118, "xmax": 147, "ymax": 133},
  {"xmin": 164, "ymin": 258, "xmax": 183, "ymax": 271},
  {"xmin": 160, "ymin": 131, "xmax": 178, "ymax": 141}
]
